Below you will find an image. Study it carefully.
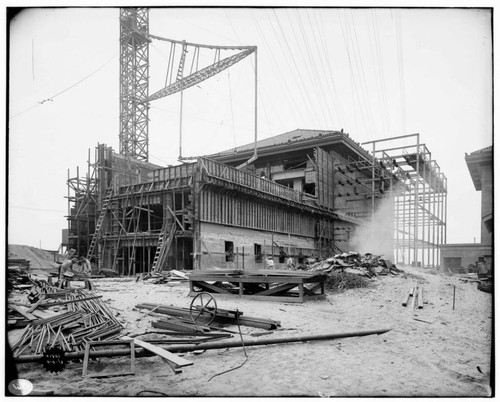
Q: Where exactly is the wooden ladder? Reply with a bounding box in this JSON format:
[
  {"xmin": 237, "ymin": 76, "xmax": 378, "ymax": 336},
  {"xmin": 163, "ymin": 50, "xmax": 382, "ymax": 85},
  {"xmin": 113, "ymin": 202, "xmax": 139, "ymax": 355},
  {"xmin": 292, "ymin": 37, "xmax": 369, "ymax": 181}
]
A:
[
  {"xmin": 151, "ymin": 229, "xmax": 166, "ymax": 272},
  {"xmin": 86, "ymin": 187, "xmax": 113, "ymax": 260},
  {"xmin": 152, "ymin": 221, "xmax": 177, "ymax": 272}
]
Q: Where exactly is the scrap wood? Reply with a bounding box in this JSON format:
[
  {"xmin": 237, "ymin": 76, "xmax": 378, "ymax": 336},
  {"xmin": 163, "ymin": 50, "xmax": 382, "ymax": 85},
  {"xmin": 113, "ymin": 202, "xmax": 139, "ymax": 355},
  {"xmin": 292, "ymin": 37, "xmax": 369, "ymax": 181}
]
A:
[
  {"xmin": 413, "ymin": 318, "xmax": 432, "ymax": 324},
  {"xmin": 402, "ymin": 287, "xmax": 414, "ymax": 307},
  {"xmin": 27, "ymin": 299, "xmax": 45, "ymax": 313},
  {"xmin": 412, "ymin": 287, "xmax": 420, "ymax": 310},
  {"xmin": 122, "ymin": 336, "xmax": 193, "ymax": 368},
  {"xmin": 39, "ymin": 295, "xmax": 103, "ymax": 308},
  {"xmin": 169, "ymin": 270, "xmax": 189, "ymax": 280},
  {"xmin": 417, "ymin": 287, "xmax": 424, "ymax": 309},
  {"xmin": 152, "ymin": 319, "xmax": 209, "ymax": 333},
  {"xmin": 9, "ymin": 305, "xmax": 37, "ymax": 321}
]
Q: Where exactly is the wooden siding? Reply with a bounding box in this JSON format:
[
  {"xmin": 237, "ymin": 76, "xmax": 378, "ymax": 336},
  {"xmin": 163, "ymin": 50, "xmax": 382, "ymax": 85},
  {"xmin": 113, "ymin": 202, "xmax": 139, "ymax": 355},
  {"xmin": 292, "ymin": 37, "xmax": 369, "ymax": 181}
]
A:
[
  {"xmin": 315, "ymin": 147, "xmax": 335, "ymax": 210},
  {"xmin": 199, "ymin": 188, "xmax": 316, "ymax": 238}
]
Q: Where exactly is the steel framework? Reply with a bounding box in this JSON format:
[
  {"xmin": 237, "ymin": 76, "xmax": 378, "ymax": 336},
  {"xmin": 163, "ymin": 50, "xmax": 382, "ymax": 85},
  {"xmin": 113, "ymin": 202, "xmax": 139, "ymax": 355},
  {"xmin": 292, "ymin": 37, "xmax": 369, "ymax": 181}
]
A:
[
  {"xmin": 119, "ymin": 8, "xmax": 150, "ymax": 161},
  {"xmin": 362, "ymin": 134, "xmax": 447, "ymax": 268}
]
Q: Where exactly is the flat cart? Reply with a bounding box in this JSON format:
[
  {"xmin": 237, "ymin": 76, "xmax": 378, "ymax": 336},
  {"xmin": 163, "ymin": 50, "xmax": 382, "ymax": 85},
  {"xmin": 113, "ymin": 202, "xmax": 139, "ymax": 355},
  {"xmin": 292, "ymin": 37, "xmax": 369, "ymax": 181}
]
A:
[{"xmin": 189, "ymin": 270, "xmax": 326, "ymax": 303}]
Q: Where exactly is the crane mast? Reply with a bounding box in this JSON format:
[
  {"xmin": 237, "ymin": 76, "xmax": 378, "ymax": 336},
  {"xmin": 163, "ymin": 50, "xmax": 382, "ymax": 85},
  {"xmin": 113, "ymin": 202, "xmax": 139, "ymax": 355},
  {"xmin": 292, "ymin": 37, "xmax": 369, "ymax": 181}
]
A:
[{"xmin": 119, "ymin": 8, "xmax": 150, "ymax": 162}]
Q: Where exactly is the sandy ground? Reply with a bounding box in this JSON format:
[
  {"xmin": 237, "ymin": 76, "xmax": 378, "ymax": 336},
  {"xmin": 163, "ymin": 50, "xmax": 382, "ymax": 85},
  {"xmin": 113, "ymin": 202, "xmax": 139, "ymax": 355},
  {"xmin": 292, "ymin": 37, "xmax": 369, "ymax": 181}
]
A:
[{"xmin": 8, "ymin": 266, "xmax": 493, "ymax": 397}]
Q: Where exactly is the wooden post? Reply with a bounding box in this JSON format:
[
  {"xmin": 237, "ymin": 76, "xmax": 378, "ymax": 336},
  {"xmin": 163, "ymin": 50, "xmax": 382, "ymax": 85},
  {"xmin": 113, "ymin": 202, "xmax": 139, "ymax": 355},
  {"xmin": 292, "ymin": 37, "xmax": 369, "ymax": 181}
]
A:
[
  {"xmin": 402, "ymin": 287, "xmax": 413, "ymax": 306},
  {"xmin": 418, "ymin": 287, "xmax": 424, "ymax": 309},
  {"xmin": 412, "ymin": 287, "xmax": 419, "ymax": 310},
  {"xmin": 453, "ymin": 285, "xmax": 456, "ymax": 310}
]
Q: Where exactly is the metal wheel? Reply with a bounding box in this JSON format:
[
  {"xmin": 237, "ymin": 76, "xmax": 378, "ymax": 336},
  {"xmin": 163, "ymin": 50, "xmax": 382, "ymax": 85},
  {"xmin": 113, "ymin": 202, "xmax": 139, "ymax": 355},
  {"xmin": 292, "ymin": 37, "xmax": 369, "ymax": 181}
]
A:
[{"xmin": 189, "ymin": 292, "xmax": 217, "ymax": 325}]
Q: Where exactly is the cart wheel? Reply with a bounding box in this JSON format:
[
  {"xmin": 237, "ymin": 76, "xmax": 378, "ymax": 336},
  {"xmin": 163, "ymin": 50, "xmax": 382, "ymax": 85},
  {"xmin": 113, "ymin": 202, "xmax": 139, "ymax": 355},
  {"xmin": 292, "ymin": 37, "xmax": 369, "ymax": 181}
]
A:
[{"xmin": 189, "ymin": 292, "xmax": 217, "ymax": 325}]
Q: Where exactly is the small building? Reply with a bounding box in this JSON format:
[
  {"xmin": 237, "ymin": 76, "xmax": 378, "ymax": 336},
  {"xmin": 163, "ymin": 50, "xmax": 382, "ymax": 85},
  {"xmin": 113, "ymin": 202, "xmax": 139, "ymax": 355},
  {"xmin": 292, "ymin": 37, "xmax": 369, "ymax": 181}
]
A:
[{"xmin": 440, "ymin": 146, "xmax": 493, "ymax": 273}]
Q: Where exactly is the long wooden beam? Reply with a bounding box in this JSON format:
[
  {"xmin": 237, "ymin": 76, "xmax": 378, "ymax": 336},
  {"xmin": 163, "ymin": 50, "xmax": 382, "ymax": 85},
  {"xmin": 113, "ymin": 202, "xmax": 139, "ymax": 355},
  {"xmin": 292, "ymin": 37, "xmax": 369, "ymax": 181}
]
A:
[{"xmin": 15, "ymin": 328, "xmax": 392, "ymax": 363}]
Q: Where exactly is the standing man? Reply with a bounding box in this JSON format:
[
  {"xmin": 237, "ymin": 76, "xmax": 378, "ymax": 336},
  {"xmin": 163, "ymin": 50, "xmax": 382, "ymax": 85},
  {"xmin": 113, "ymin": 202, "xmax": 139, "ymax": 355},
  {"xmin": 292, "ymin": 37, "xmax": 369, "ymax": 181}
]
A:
[{"xmin": 266, "ymin": 256, "xmax": 275, "ymax": 270}]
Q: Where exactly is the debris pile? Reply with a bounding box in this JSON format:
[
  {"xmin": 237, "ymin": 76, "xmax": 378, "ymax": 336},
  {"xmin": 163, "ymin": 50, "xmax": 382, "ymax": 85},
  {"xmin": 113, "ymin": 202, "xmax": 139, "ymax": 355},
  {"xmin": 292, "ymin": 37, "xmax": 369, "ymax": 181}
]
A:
[
  {"xmin": 300, "ymin": 252, "xmax": 403, "ymax": 277},
  {"xmin": 10, "ymin": 290, "xmax": 123, "ymax": 362},
  {"xmin": 136, "ymin": 269, "xmax": 189, "ymax": 284},
  {"xmin": 296, "ymin": 252, "xmax": 404, "ymax": 292},
  {"xmin": 8, "ymin": 266, "xmax": 32, "ymax": 290}
]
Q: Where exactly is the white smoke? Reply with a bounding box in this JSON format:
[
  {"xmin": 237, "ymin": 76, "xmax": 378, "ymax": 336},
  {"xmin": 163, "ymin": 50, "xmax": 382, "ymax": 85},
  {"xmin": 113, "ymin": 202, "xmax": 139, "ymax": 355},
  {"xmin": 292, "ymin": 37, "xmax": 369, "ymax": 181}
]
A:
[{"xmin": 349, "ymin": 195, "xmax": 395, "ymax": 260}]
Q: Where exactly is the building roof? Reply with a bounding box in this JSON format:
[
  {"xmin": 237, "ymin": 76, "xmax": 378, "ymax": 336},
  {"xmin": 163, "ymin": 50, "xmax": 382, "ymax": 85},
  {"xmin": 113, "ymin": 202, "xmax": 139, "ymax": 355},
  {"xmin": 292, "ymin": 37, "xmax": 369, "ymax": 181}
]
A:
[
  {"xmin": 465, "ymin": 145, "xmax": 493, "ymax": 191},
  {"xmin": 469, "ymin": 146, "xmax": 493, "ymax": 156},
  {"xmin": 216, "ymin": 129, "xmax": 343, "ymax": 155},
  {"xmin": 210, "ymin": 128, "xmax": 373, "ymax": 164}
]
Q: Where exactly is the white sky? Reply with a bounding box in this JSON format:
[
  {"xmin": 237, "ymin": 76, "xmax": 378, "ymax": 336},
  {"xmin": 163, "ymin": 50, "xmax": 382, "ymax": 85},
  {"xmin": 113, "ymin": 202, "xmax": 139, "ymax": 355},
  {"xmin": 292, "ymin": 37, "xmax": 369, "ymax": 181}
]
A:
[{"xmin": 7, "ymin": 5, "xmax": 493, "ymax": 250}]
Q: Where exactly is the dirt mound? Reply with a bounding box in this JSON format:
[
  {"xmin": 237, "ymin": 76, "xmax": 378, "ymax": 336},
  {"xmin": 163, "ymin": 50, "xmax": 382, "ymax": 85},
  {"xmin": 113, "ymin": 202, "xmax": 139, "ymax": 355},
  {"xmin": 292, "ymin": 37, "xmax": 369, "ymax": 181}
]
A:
[{"xmin": 8, "ymin": 244, "xmax": 64, "ymax": 269}]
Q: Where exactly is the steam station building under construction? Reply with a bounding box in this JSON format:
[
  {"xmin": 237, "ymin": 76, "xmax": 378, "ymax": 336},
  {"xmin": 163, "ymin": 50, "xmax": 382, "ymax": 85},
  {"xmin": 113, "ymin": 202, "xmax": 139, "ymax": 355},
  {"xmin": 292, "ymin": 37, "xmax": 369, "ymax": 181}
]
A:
[{"xmin": 63, "ymin": 8, "xmax": 449, "ymax": 275}]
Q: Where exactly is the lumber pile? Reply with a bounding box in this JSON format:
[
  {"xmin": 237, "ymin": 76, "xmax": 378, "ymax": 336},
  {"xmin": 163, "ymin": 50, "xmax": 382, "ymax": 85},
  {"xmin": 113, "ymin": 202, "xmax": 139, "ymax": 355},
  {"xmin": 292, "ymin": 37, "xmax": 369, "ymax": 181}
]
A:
[
  {"xmin": 11, "ymin": 290, "xmax": 123, "ymax": 359},
  {"xmin": 136, "ymin": 303, "xmax": 281, "ymax": 330}
]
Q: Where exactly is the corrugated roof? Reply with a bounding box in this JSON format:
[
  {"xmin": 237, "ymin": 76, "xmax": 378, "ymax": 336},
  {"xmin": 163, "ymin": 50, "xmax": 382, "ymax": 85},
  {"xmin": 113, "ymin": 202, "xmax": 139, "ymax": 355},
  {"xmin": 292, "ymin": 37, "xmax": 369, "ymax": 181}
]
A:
[{"xmin": 214, "ymin": 128, "xmax": 344, "ymax": 156}]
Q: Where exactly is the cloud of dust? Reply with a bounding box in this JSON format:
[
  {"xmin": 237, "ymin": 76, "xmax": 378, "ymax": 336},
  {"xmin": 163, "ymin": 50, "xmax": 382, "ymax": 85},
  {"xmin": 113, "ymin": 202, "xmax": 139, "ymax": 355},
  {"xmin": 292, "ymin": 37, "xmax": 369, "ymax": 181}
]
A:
[{"xmin": 349, "ymin": 195, "xmax": 396, "ymax": 260}]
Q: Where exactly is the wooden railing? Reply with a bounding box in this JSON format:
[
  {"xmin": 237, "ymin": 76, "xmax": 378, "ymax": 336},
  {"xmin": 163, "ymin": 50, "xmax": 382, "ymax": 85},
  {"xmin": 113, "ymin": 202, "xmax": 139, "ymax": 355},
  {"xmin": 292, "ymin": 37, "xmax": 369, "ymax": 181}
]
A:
[{"xmin": 199, "ymin": 157, "xmax": 303, "ymax": 203}]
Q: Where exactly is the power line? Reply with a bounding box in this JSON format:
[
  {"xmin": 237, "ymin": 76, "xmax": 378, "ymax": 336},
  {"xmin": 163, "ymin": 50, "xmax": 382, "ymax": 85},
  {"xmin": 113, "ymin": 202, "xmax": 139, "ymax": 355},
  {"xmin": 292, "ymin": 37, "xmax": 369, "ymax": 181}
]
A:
[
  {"xmin": 292, "ymin": 9, "xmax": 332, "ymax": 128},
  {"xmin": 345, "ymin": 10, "xmax": 377, "ymax": 139},
  {"xmin": 371, "ymin": 10, "xmax": 392, "ymax": 137},
  {"xmin": 311, "ymin": 9, "xmax": 345, "ymax": 126},
  {"xmin": 10, "ymin": 205, "xmax": 66, "ymax": 214},
  {"xmin": 396, "ymin": 10, "xmax": 407, "ymax": 135},
  {"xmin": 10, "ymin": 53, "xmax": 118, "ymax": 121},
  {"xmin": 259, "ymin": 12, "xmax": 307, "ymax": 127},
  {"xmin": 271, "ymin": 9, "xmax": 323, "ymax": 125},
  {"xmin": 338, "ymin": 10, "xmax": 370, "ymax": 136}
]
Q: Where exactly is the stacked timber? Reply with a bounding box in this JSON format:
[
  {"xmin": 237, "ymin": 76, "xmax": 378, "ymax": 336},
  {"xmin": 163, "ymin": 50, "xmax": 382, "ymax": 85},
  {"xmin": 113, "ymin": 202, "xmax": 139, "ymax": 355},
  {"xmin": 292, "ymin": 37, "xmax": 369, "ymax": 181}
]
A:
[
  {"xmin": 11, "ymin": 289, "xmax": 123, "ymax": 358},
  {"xmin": 136, "ymin": 303, "xmax": 281, "ymax": 330}
]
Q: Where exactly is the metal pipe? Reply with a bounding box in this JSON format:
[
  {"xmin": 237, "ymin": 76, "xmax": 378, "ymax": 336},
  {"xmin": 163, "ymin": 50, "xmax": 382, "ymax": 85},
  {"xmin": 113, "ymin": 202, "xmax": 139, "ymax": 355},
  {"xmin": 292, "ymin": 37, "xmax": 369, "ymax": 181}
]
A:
[{"xmin": 15, "ymin": 328, "xmax": 392, "ymax": 363}]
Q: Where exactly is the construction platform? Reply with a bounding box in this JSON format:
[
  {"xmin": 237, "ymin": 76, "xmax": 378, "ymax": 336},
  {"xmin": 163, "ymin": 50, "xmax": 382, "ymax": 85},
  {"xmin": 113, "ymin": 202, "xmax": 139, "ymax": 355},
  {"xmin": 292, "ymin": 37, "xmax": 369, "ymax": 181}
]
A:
[{"xmin": 188, "ymin": 269, "xmax": 327, "ymax": 303}]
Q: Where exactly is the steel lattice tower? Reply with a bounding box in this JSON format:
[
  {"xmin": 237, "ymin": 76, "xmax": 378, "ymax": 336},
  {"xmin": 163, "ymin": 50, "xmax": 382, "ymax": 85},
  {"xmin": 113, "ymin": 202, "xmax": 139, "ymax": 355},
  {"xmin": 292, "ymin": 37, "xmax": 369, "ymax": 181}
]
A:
[{"xmin": 119, "ymin": 8, "xmax": 150, "ymax": 161}]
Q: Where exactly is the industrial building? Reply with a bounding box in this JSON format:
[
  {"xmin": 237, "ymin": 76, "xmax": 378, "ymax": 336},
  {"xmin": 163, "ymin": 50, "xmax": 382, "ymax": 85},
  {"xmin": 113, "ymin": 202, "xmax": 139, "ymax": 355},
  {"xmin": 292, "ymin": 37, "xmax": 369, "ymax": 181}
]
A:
[{"xmin": 63, "ymin": 8, "xmax": 448, "ymax": 275}]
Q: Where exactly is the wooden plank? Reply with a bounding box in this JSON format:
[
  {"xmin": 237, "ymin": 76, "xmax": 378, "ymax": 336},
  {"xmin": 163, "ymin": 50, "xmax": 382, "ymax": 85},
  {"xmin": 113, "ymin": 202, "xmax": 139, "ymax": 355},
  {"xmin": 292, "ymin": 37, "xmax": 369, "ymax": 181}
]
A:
[
  {"xmin": 122, "ymin": 336, "xmax": 193, "ymax": 368},
  {"xmin": 9, "ymin": 305, "xmax": 37, "ymax": 320},
  {"xmin": 191, "ymin": 281, "xmax": 234, "ymax": 294},
  {"xmin": 39, "ymin": 295, "xmax": 103, "ymax": 308},
  {"xmin": 417, "ymin": 287, "xmax": 424, "ymax": 309},
  {"xmin": 190, "ymin": 291, "xmax": 301, "ymax": 304},
  {"xmin": 253, "ymin": 283, "xmax": 297, "ymax": 296},
  {"xmin": 402, "ymin": 287, "xmax": 413, "ymax": 306},
  {"xmin": 189, "ymin": 275, "xmax": 307, "ymax": 284}
]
